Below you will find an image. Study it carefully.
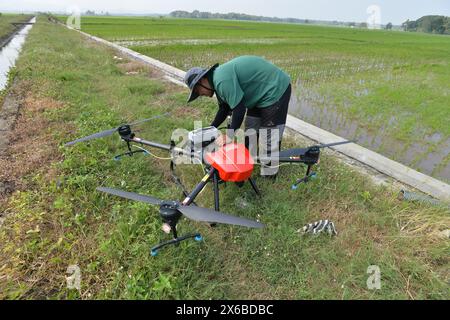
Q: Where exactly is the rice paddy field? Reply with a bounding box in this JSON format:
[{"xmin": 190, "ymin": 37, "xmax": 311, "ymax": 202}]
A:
[{"xmin": 70, "ymin": 16, "xmax": 450, "ymax": 183}]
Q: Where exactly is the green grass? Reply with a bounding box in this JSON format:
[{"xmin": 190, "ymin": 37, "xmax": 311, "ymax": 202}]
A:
[
  {"xmin": 0, "ymin": 16, "xmax": 448, "ymax": 300},
  {"xmin": 56, "ymin": 15, "xmax": 450, "ymax": 182}
]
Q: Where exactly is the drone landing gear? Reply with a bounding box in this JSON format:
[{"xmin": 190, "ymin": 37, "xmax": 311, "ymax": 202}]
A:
[
  {"xmin": 150, "ymin": 201, "xmax": 202, "ymax": 257},
  {"xmin": 248, "ymin": 177, "xmax": 261, "ymax": 196},
  {"xmin": 114, "ymin": 149, "xmax": 148, "ymax": 161},
  {"xmin": 211, "ymin": 173, "xmax": 260, "ymax": 227},
  {"xmin": 150, "ymin": 225, "xmax": 202, "ymax": 256},
  {"xmin": 114, "ymin": 140, "xmax": 149, "ymax": 161},
  {"xmin": 291, "ymin": 165, "xmax": 317, "ymax": 190}
]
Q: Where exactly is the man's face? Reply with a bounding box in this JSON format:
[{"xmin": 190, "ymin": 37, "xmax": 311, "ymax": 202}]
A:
[{"xmin": 195, "ymin": 78, "xmax": 214, "ymax": 97}]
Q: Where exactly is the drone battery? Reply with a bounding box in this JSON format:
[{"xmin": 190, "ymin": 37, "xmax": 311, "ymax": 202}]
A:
[
  {"xmin": 205, "ymin": 143, "xmax": 254, "ymax": 182},
  {"xmin": 188, "ymin": 126, "xmax": 219, "ymax": 152}
]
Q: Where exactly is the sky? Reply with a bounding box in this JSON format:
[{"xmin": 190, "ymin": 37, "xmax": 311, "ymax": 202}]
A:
[{"xmin": 1, "ymin": 0, "xmax": 449, "ymax": 25}]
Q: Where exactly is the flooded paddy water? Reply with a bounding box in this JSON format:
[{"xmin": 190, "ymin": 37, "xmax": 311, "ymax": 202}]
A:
[
  {"xmin": 289, "ymin": 83, "xmax": 450, "ymax": 183},
  {"xmin": 114, "ymin": 38, "xmax": 285, "ymax": 47}
]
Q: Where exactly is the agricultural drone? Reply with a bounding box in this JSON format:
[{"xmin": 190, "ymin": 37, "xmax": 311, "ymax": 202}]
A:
[{"xmin": 65, "ymin": 114, "xmax": 355, "ymax": 255}]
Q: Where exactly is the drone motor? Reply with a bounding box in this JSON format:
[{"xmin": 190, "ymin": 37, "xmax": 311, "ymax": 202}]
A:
[
  {"xmin": 118, "ymin": 124, "xmax": 134, "ymax": 140},
  {"xmin": 159, "ymin": 200, "xmax": 182, "ymax": 223}
]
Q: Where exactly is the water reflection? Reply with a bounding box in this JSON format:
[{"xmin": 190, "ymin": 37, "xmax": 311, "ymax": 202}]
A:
[
  {"xmin": 288, "ymin": 85, "xmax": 450, "ymax": 182},
  {"xmin": 0, "ymin": 17, "xmax": 35, "ymax": 91}
]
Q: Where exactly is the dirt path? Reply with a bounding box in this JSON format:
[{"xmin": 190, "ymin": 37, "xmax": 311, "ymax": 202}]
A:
[{"xmin": 0, "ymin": 82, "xmax": 23, "ymax": 223}]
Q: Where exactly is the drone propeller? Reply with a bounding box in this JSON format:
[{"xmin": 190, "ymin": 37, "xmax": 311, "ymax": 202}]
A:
[
  {"xmin": 177, "ymin": 205, "xmax": 262, "ymax": 228},
  {"xmin": 278, "ymin": 139, "xmax": 357, "ymax": 158},
  {"xmin": 316, "ymin": 139, "xmax": 357, "ymax": 149},
  {"xmin": 64, "ymin": 128, "xmax": 117, "ymax": 146},
  {"xmin": 64, "ymin": 113, "xmax": 170, "ymax": 147},
  {"xmin": 97, "ymin": 187, "xmax": 162, "ymax": 205},
  {"xmin": 96, "ymin": 187, "xmax": 264, "ymax": 229}
]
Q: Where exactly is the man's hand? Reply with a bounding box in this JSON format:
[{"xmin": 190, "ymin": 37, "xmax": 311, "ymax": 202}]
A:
[{"xmin": 215, "ymin": 134, "xmax": 232, "ymax": 146}]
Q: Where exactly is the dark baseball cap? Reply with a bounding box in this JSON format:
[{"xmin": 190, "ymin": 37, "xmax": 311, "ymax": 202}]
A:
[{"xmin": 184, "ymin": 64, "xmax": 218, "ymax": 103}]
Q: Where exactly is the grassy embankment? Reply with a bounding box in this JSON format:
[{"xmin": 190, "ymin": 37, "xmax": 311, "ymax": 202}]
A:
[
  {"xmin": 0, "ymin": 16, "xmax": 448, "ymax": 299},
  {"xmin": 72, "ymin": 16, "xmax": 450, "ymax": 181}
]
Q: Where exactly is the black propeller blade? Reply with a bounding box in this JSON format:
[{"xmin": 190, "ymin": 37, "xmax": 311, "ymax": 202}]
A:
[
  {"xmin": 128, "ymin": 114, "xmax": 169, "ymax": 126},
  {"xmin": 278, "ymin": 140, "xmax": 356, "ymax": 158},
  {"xmin": 65, "ymin": 128, "xmax": 118, "ymax": 146},
  {"xmin": 279, "ymin": 147, "xmax": 309, "ymax": 158},
  {"xmin": 178, "ymin": 205, "xmax": 264, "ymax": 229},
  {"xmin": 317, "ymin": 139, "xmax": 357, "ymax": 149},
  {"xmin": 64, "ymin": 113, "xmax": 170, "ymax": 147},
  {"xmin": 97, "ymin": 187, "xmax": 162, "ymax": 206},
  {"xmin": 96, "ymin": 187, "xmax": 264, "ymax": 229}
]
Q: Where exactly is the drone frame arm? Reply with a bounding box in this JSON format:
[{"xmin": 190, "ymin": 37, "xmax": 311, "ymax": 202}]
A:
[
  {"xmin": 128, "ymin": 136, "xmax": 205, "ymax": 163},
  {"xmin": 130, "ymin": 137, "xmax": 171, "ymax": 151},
  {"xmin": 278, "ymin": 156, "xmax": 309, "ymax": 163},
  {"xmin": 181, "ymin": 167, "xmax": 216, "ymax": 206},
  {"xmin": 256, "ymin": 156, "xmax": 318, "ymax": 165}
]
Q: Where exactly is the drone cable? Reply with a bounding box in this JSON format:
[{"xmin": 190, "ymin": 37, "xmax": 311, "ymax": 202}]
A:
[
  {"xmin": 193, "ymin": 157, "xmax": 205, "ymax": 173},
  {"xmin": 131, "ymin": 144, "xmax": 172, "ymax": 160},
  {"xmin": 134, "ymin": 142, "xmax": 206, "ymax": 198}
]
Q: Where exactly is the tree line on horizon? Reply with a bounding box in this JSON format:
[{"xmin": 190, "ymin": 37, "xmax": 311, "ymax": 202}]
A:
[
  {"xmin": 169, "ymin": 10, "xmax": 449, "ymax": 34},
  {"xmin": 402, "ymin": 15, "xmax": 450, "ymax": 35},
  {"xmin": 169, "ymin": 10, "xmax": 366, "ymax": 27}
]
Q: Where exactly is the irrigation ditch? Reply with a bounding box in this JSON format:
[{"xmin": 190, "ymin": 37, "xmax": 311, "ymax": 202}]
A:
[
  {"xmin": 0, "ymin": 17, "xmax": 36, "ymax": 91},
  {"xmin": 0, "ymin": 17, "xmax": 36, "ymax": 200},
  {"xmin": 0, "ymin": 16, "xmax": 36, "ymax": 130}
]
